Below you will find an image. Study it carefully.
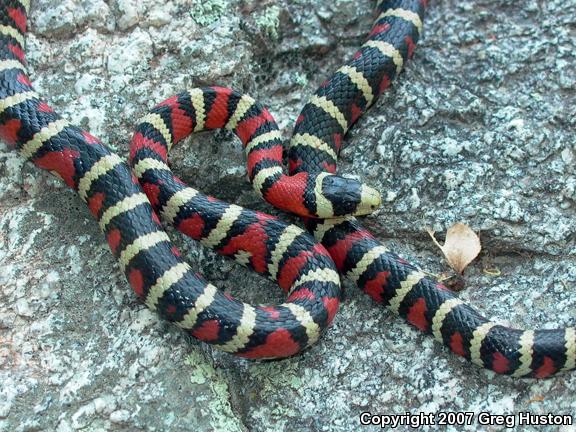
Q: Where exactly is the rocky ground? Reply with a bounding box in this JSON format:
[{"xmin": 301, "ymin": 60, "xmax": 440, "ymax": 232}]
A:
[{"xmin": 1, "ymin": 0, "xmax": 575, "ymax": 431}]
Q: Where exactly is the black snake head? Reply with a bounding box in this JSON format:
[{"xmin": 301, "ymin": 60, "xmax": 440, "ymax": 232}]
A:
[{"xmin": 316, "ymin": 173, "xmax": 381, "ymax": 218}]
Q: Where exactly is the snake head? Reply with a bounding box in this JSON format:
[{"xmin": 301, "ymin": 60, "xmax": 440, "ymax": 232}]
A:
[{"xmin": 314, "ymin": 173, "xmax": 381, "ymax": 218}]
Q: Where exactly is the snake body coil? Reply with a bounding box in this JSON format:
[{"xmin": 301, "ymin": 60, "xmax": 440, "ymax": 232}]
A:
[{"xmin": 0, "ymin": 0, "xmax": 574, "ymax": 377}]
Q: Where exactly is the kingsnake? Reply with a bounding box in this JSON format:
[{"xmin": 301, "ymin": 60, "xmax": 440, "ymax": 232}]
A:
[{"xmin": 0, "ymin": 0, "xmax": 574, "ymax": 377}]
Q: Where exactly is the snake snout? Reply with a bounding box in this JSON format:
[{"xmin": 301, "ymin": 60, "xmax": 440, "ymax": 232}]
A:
[
  {"xmin": 317, "ymin": 174, "xmax": 381, "ymax": 218},
  {"xmin": 356, "ymin": 184, "xmax": 382, "ymax": 215}
]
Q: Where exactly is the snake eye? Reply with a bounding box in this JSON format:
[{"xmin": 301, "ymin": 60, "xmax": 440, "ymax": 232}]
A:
[{"xmin": 358, "ymin": 184, "xmax": 381, "ymax": 215}]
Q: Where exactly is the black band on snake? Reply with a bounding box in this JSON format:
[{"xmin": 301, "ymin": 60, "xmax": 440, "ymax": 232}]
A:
[{"xmin": 0, "ymin": 0, "xmax": 574, "ymax": 377}]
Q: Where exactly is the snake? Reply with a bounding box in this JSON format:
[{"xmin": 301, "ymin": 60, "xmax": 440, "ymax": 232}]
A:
[{"xmin": 1, "ymin": 0, "xmax": 574, "ymax": 377}]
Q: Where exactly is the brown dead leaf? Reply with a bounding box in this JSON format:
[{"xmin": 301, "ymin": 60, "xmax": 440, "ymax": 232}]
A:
[{"xmin": 428, "ymin": 223, "xmax": 481, "ymax": 274}]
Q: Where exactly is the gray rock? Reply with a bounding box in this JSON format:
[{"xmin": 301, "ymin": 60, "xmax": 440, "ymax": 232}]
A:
[{"xmin": 1, "ymin": 0, "xmax": 574, "ymax": 431}]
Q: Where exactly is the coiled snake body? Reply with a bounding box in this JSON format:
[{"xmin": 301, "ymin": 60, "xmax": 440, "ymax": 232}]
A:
[{"xmin": 0, "ymin": 0, "xmax": 574, "ymax": 377}]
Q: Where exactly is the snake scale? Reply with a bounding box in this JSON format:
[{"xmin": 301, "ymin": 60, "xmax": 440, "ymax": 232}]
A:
[{"xmin": 0, "ymin": 0, "xmax": 574, "ymax": 377}]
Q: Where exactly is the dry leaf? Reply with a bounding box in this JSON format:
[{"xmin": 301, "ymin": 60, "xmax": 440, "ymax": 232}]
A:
[{"xmin": 428, "ymin": 223, "xmax": 481, "ymax": 274}]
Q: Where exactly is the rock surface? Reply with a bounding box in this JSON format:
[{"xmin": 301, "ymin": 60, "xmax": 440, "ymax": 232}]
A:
[{"xmin": 1, "ymin": 0, "xmax": 575, "ymax": 431}]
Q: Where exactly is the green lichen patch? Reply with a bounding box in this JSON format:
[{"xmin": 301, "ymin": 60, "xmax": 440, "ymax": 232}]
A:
[
  {"xmin": 184, "ymin": 351, "xmax": 244, "ymax": 432},
  {"xmin": 190, "ymin": 0, "xmax": 227, "ymax": 26},
  {"xmin": 254, "ymin": 6, "xmax": 281, "ymax": 40}
]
